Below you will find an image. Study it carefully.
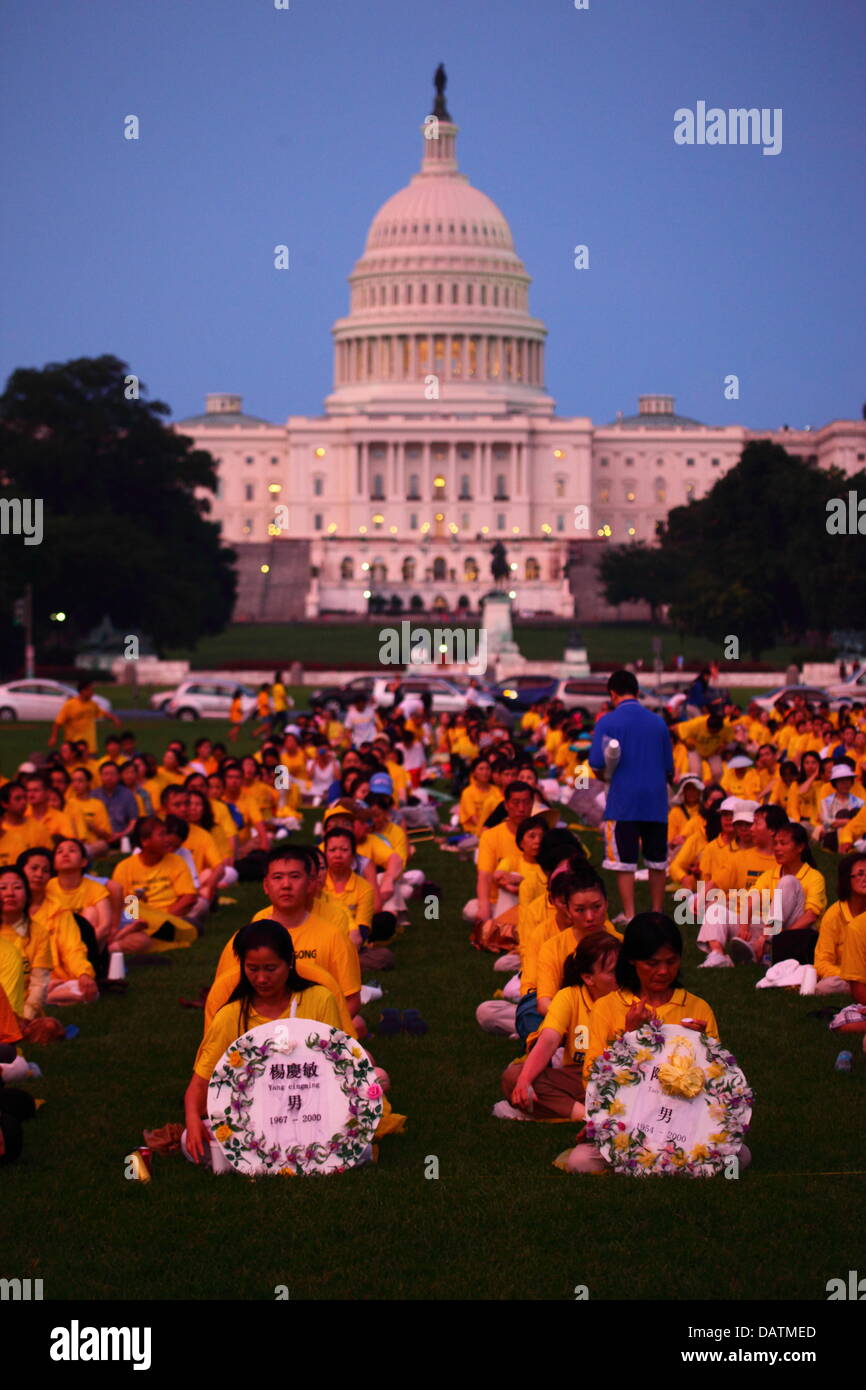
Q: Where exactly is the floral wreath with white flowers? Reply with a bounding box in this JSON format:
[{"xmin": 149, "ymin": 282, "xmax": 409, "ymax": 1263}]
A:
[
  {"xmin": 208, "ymin": 1025, "xmax": 383, "ymax": 1176},
  {"xmin": 585, "ymin": 1020, "xmax": 753, "ymax": 1177}
]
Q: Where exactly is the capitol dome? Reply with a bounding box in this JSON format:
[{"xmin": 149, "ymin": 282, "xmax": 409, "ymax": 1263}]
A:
[{"xmin": 326, "ymin": 71, "xmax": 552, "ymax": 417}]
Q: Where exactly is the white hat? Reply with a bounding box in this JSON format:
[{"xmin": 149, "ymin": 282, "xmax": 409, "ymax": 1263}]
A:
[
  {"xmin": 829, "ymin": 763, "xmax": 856, "ymax": 782},
  {"xmin": 732, "ymin": 808, "xmax": 755, "ymax": 824},
  {"xmin": 676, "ymin": 775, "xmax": 704, "ymax": 795},
  {"xmin": 17, "ymin": 761, "xmax": 37, "ymax": 774},
  {"xmin": 727, "ymin": 755, "xmax": 754, "ymax": 770},
  {"xmin": 719, "ymin": 796, "xmax": 742, "ymax": 813}
]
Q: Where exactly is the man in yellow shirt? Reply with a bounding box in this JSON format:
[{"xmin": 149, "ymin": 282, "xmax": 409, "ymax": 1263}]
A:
[
  {"xmin": 111, "ymin": 817, "xmax": 201, "ymax": 953},
  {"xmin": 473, "ymin": 781, "xmax": 534, "ymax": 924},
  {"xmin": 23, "ymin": 773, "xmax": 73, "ymax": 848},
  {"xmin": 48, "ymin": 678, "xmax": 120, "ymax": 754},
  {"xmin": 674, "ymin": 712, "xmax": 736, "ymax": 780},
  {"xmin": 205, "ymin": 846, "xmax": 362, "ymax": 1035},
  {"xmin": 721, "ymin": 755, "xmax": 762, "ymax": 801},
  {"xmin": 64, "ymin": 767, "xmax": 112, "ymax": 854},
  {"xmin": 0, "ymin": 782, "xmax": 44, "ymax": 866}
]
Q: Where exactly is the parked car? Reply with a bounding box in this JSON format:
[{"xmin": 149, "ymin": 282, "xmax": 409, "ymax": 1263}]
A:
[
  {"xmin": 824, "ymin": 668, "xmax": 866, "ymax": 702},
  {"xmin": 491, "ymin": 674, "xmax": 560, "ymax": 711},
  {"xmin": 552, "ymin": 677, "xmax": 665, "ymax": 722},
  {"xmin": 151, "ymin": 678, "xmax": 258, "ymax": 722},
  {"xmin": 752, "ymin": 684, "xmax": 831, "ymax": 714},
  {"xmin": 0, "ymin": 679, "xmax": 112, "ymax": 723},
  {"xmin": 308, "ymin": 676, "xmax": 377, "ymax": 710},
  {"xmin": 372, "ymin": 674, "xmax": 504, "ymax": 717}
]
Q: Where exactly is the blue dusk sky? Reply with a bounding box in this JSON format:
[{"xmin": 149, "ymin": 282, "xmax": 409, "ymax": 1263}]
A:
[{"xmin": 2, "ymin": 0, "xmax": 864, "ymax": 431}]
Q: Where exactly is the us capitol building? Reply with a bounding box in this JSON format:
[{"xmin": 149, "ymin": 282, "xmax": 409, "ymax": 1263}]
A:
[{"xmin": 175, "ymin": 70, "xmax": 866, "ymax": 623}]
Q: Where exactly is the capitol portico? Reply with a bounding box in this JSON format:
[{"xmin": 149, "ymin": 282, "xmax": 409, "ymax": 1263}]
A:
[{"xmin": 175, "ymin": 72, "xmax": 866, "ymax": 623}]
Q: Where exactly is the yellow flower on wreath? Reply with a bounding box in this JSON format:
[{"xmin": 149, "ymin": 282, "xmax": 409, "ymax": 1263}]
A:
[
  {"xmin": 670, "ymin": 1151, "xmax": 687, "ymax": 1167},
  {"xmin": 214, "ymin": 1124, "xmax": 232, "ymax": 1143},
  {"xmin": 228, "ymin": 1051, "xmax": 243, "ymax": 1068},
  {"xmin": 709, "ymin": 1131, "xmax": 728, "ymax": 1143},
  {"xmin": 278, "ymin": 1167, "xmax": 296, "ymax": 1177},
  {"xmin": 690, "ymin": 1144, "xmax": 710, "ymax": 1162},
  {"xmin": 638, "ymin": 1151, "xmax": 656, "ymax": 1168},
  {"xmin": 633, "ymin": 1048, "xmax": 653, "ymax": 1064},
  {"xmin": 613, "ymin": 1132, "xmax": 631, "ymax": 1151},
  {"xmin": 614, "ymin": 1069, "xmax": 635, "ymax": 1085},
  {"xmin": 608, "ymin": 1099, "xmax": 625, "ymax": 1117},
  {"xmin": 706, "ymin": 1062, "xmax": 725, "ymax": 1080}
]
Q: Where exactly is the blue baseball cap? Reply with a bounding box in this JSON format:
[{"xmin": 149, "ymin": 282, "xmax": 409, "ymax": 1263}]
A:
[{"xmin": 369, "ymin": 772, "xmax": 394, "ymax": 796}]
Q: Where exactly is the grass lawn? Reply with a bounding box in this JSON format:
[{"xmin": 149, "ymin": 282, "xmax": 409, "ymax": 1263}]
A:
[
  {"xmin": 2, "ymin": 718, "xmax": 864, "ymax": 1301},
  {"xmin": 164, "ymin": 622, "xmax": 831, "ymax": 672}
]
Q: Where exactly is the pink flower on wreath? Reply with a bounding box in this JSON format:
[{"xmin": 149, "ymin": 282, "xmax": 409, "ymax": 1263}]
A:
[{"xmin": 365, "ymin": 1083, "xmax": 383, "ymax": 1100}]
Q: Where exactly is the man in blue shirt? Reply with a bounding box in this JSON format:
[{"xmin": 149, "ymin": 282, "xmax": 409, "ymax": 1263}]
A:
[
  {"xmin": 93, "ymin": 760, "xmax": 139, "ymax": 846},
  {"xmin": 589, "ymin": 670, "xmax": 673, "ymax": 920}
]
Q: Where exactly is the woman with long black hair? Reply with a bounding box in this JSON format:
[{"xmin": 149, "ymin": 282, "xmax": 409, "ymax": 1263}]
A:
[{"xmin": 183, "ymin": 919, "xmax": 343, "ymax": 1163}]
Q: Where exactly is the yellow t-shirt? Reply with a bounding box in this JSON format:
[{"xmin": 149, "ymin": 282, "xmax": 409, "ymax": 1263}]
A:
[
  {"xmin": 208, "ymin": 800, "xmax": 237, "ymax": 859},
  {"xmin": 25, "ymin": 806, "xmax": 74, "ymax": 847},
  {"xmin": 698, "ymin": 836, "xmax": 742, "ymax": 892},
  {"xmin": 732, "ymin": 846, "xmax": 776, "ymax": 891},
  {"xmin": 355, "ymin": 834, "xmax": 396, "ymax": 870},
  {"xmin": 324, "ymin": 872, "xmax": 375, "ymax": 931},
  {"xmin": 583, "ymin": 988, "xmax": 719, "ymax": 1085},
  {"xmin": 668, "ymin": 805, "xmax": 703, "ymax": 843},
  {"xmin": 517, "ymin": 860, "xmax": 547, "ymax": 910},
  {"xmin": 536, "ymin": 921, "xmax": 622, "ymax": 1004},
  {"xmin": 46, "ymin": 874, "xmax": 109, "ymax": 917},
  {"xmin": 184, "ymin": 824, "xmax": 223, "ymax": 877},
  {"xmin": 111, "ymin": 852, "xmax": 196, "ymax": 911},
  {"xmin": 839, "ymin": 802, "xmax": 866, "ymax": 850},
  {"xmin": 0, "ymin": 917, "xmax": 53, "ymax": 982},
  {"xmin": 206, "ymin": 911, "xmax": 359, "ymax": 1033},
  {"xmin": 194, "ymin": 988, "xmax": 342, "ymax": 1080},
  {"xmin": 272, "ymin": 683, "xmax": 288, "ymax": 713},
  {"xmin": 65, "ymin": 795, "xmax": 113, "ymax": 843},
  {"xmin": 0, "ymin": 936, "xmax": 25, "ymax": 1017},
  {"xmin": 458, "ymin": 782, "xmax": 501, "ymax": 835},
  {"xmin": 720, "ymin": 767, "xmax": 762, "ymax": 801},
  {"xmin": 478, "ymin": 821, "xmax": 520, "ymax": 904},
  {"xmin": 675, "ymin": 717, "xmax": 736, "ymax": 758},
  {"xmin": 814, "ymin": 901, "xmax": 854, "ymax": 980},
  {"xmin": 541, "ymin": 983, "xmax": 596, "ymax": 1067},
  {"xmin": 54, "ymin": 696, "xmax": 105, "ymax": 752},
  {"xmin": 667, "ymin": 825, "xmax": 709, "ymax": 884},
  {"xmin": 0, "ymin": 819, "xmax": 44, "ymax": 867},
  {"xmin": 31, "ymin": 900, "xmax": 93, "ymax": 982},
  {"xmin": 752, "ymin": 862, "xmax": 827, "ymax": 919}
]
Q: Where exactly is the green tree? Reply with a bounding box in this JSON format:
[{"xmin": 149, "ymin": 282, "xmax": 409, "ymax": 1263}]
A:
[
  {"xmin": 598, "ymin": 540, "xmax": 672, "ymax": 624},
  {"xmin": 596, "ymin": 440, "xmax": 866, "ymax": 658},
  {"xmin": 0, "ymin": 355, "xmax": 236, "ymax": 666}
]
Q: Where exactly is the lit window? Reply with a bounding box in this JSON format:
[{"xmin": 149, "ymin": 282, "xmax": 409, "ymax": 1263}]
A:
[
  {"xmin": 261, "ymin": 564, "xmax": 270, "ymax": 574},
  {"xmin": 315, "ymin": 447, "xmax": 326, "ymax": 458},
  {"xmin": 553, "ymin": 449, "xmax": 564, "ymax": 459},
  {"xmin": 268, "ymin": 483, "xmax": 281, "ymax": 494}
]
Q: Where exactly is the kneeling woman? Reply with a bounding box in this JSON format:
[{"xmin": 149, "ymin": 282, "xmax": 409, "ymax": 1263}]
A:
[
  {"xmin": 566, "ymin": 914, "xmax": 746, "ymax": 1174},
  {"xmin": 502, "ymin": 932, "xmax": 619, "ymax": 1121},
  {"xmin": 184, "ymin": 919, "xmax": 344, "ymax": 1163}
]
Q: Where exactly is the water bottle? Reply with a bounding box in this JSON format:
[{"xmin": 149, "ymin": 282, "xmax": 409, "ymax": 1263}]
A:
[
  {"xmin": 604, "ymin": 738, "xmax": 621, "ymax": 777},
  {"xmin": 834, "ymin": 1050, "xmax": 853, "ymax": 1072}
]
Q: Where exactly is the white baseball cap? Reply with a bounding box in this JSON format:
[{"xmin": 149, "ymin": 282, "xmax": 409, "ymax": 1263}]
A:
[{"xmin": 727, "ymin": 755, "xmax": 754, "ymax": 770}]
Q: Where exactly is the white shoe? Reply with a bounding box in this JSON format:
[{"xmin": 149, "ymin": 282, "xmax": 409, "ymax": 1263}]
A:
[
  {"xmin": 699, "ymin": 950, "xmax": 733, "ymax": 968},
  {"xmin": 491, "ymin": 1100, "xmax": 528, "ymax": 1121},
  {"xmin": 360, "ymin": 984, "xmax": 383, "ymax": 1004}
]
